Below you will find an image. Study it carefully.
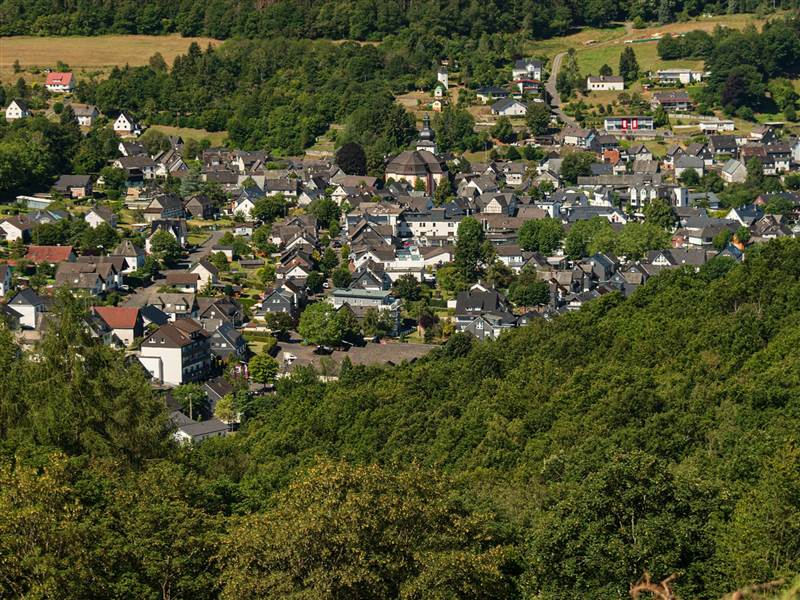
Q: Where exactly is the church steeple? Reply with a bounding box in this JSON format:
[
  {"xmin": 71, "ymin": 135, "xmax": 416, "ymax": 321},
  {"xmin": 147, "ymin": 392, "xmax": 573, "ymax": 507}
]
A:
[{"xmin": 416, "ymin": 113, "xmax": 437, "ymax": 154}]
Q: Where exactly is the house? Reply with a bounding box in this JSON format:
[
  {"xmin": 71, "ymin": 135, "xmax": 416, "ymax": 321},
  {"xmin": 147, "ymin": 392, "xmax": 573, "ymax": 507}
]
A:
[
  {"xmin": 260, "ymin": 286, "xmax": 297, "ymax": 316},
  {"xmin": 721, "ymin": 159, "xmax": 747, "ymax": 183},
  {"xmin": 145, "ymin": 220, "xmax": 187, "ymax": 253},
  {"xmin": 586, "ymin": 75, "xmax": 624, "ymax": 91},
  {"xmin": 92, "ymin": 306, "xmax": 143, "ymax": 346},
  {"xmin": 140, "ymin": 304, "xmax": 169, "ymax": 328},
  {"xmin": 674, "ymin": 155, "xmax": 704, "ymax": 178},
  {"xmin": 512, "ymin": 58, "xmax": 543, "ymax": 81},
  {"xmin": 112, "ymin": 239, "xmax": 145, "ymax": 273},
  {"xmin": 765, "ymin": 143, "xmax": 792, "ymax": 174},
  {"xmin": 210, "ymin": 322, "xmax": 247, "ymax": 360},
  {"xmin": 118, "ymin": 141, "xmax": 147, "ymax": 157},
  {"xmin": 44, "ymin": 72, "xmax": 74, "ymax": 93},
  {"xmin": 54, "ymin": 174, "xmax": 92, "ymax": 198},
  {"xmin": 0, "ymin": 215, "xmax": 34, "ymax": 242},
  {"xmin": 463, "ymin": 311, "xmax": 519, "ymax": 341},
  {"xmin": 197, "ymin": 297, "xmax": 244, "ymax": 331},
  {"xmin": 113, "ymin": 112, "xmax": 142, "ymax": 137},
  {"xmin": 143, "ymin": 194, "xmax": 184, "ymax": 222},
  {"xmin": 454, "ymin": 282, "xmax": 517, "ymax": 340},
  {"xmin": 232, "ymin": 189, "xmax": 262, "ymax": 219},
  {"xmin": 264, "ymin": 178, "xmax": 300, "ymax": 199},
  {"xmin": 560, "ymin": 126, "xmax": 596, "ymax": 149},
  {"xmin": 8, "ymin": 288, "xmax": 45, "ymax": 329},
  {"xmin": 183, "ymin": 194, "xmax": 216, "ymax": 219},
  {"xmin": 85, "ymin": 206, "xmax": 117, "ymax": 229},
  {"xmin": 70, "ymin": 103, "xmax": 100, "ymax": 126},
  {"xmin": 627, "ymin": 143, "xmax": 653, "ymax": 163},
  {"xmin": 329, "ymin": 289, "xmax": 401, "ymax": 334},
  {"xmin": 139, "ymin": 318, "xmax": 212, "ymax": 386},
  {"xmin": 190, "ymin": 259, "xmax": 219, "ymax": 290},
  {"xmin": 437, "ymin": 66, "xmax": 449, "ymax": 88},
  {"xmin": 726, "ymin": 203, "xmax": 763, "ymax": 227},
  {"xmin": 655, "ymin": 69, "xmax": 704, "ymax": 85},
  {"xmin": 25, "ymin": 245, "xmax": 75, "ymax": 265},
  {"xmin": 476, "ymin": 87, "xmax": 510, "ymax": 103},
  {"xmin": 55, "ymin": 261, "xmax": 120, "ymax": 295},
  {"xmin": 164, "ymin": 272, "xmax": 201, "ymax": 293},
  {"xmin": 651, "ymin": 90, "xmax": 694, "ymax": 112},
  {"xmin": 699, "ymin": 120, "xmax": 735, "ymax": 133},
  {"xmin": 148, "ymin": 293, "xmax": 197, "ymax": 321},
  {"xmin": 113, "ymin": 155, "xmax": 157, "ymax": 181},
  {"xmin": 603, "ymin": 116, "xmax": 654, "ymax": 132},
  {"xmin": 173, "ymin": 417, "xmax": 228, "ymax": 444},
  {"xmin": 0, "ymin": 264, "xmax": 12, "ymax": 297},
  {"xmin": 454, "ymin": 282, "xmax": 511, "ymax": 329},
  {"xmin": 154, "ymin": 148, "xmax": 188, "ymax": 178},
  {"xmin": 5, "ymin": 99, "xmax": 31, "ymax": 121},
  {"xmin": 491, "ymin": 97, "xmax": 527, "ymax": 117},
  {"xmin": 708, "ymin": 135, "xmax": 738, "ymax": 158}
]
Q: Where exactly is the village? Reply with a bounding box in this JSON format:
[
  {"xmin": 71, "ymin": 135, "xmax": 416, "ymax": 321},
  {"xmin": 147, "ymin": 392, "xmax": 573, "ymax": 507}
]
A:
[{"xmin": 2, "ymin": 57, "xmax": 799, "ymax": 443}]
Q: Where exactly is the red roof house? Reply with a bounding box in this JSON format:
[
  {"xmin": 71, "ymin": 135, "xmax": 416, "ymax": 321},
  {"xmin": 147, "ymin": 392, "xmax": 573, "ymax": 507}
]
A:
[
  {"xmin": 92, "ymin": 306, "xmax": 143, "ymax": 346},
  {"xmin": 45, "ymin": 72, "xmax": 74, "ymax": 93},
  {"xmin": 25, "ymin": 245, "xmax": 76, "ymax": 265}
]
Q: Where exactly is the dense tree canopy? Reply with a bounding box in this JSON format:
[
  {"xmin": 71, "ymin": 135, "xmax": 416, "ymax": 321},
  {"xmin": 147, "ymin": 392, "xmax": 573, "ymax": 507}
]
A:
[{"xmin": 2, "ymin": 239, "xmax": 800, "ymax": 597}]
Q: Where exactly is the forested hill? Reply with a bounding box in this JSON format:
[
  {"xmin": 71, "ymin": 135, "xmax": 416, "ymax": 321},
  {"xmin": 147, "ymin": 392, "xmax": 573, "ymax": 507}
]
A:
[
  {"xmin": 2, "ymin": 240, "xmax": 800, "ymax": 598},
  {"xmin": 0, "ymin": 0, "xmax": 762, "ymax": 39}
]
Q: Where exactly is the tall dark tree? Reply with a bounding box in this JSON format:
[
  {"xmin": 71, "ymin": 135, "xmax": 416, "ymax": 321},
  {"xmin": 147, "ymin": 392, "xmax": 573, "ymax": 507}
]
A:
[
  {"xmin": 335, "ymin": 142, "xmax": 367, "ymax": 176},
  {"xmin": 619, "ymin": 46, "xmax": 640, "ymax": 83}
]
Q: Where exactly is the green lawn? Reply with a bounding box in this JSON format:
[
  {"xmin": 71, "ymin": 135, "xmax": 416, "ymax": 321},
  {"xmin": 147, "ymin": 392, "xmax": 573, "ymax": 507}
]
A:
[
  {"xmin": 187, "ymin": 232, "xmax": 210, "ymax": 246},
  {"xmin": 575, "ymin": 42, "xmax": 704, "ymax": 77}
]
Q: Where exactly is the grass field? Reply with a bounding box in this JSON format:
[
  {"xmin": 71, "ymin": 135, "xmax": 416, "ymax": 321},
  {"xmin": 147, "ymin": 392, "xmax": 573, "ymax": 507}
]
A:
[
  {"xmin": 575, "ymin": 43, "xmax": 704, "ymax": 77},
  {"xmin": 525, "ymin": 13, "xmax": 774, "ymax": 75},
  {"xmin": 0, "ymin": 34, "xmax": 220, "ymax": 81},
  {"xmin": 150, "ymin": 125, "xmax": 228, "ymax": 146}
]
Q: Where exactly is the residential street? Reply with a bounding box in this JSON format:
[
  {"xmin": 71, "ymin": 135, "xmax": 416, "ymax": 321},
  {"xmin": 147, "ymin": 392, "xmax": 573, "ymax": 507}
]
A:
[{"xmin": 123, "ymin": 227, "xmax": 229, "ymax": 307}]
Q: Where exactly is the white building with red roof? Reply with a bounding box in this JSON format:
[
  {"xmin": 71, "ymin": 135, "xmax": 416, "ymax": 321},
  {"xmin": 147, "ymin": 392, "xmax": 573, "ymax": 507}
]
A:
[
  {"xmin": 45, "ymin": 72, "xmax": 74, "ymax": 93},
  {"xmin": 92, "ymin": 306, "xmax": 143, "ymax": 346}
]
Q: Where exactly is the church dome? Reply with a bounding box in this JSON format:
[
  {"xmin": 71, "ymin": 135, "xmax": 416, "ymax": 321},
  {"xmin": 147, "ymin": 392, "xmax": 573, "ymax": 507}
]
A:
[{"xmin": 418, "ymin": 113, "xmax": 435, "ymax": 142}]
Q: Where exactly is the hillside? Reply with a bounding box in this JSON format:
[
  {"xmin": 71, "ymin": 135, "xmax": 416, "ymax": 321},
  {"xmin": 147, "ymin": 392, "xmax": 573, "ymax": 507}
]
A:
[
  {"xmin": 0, "ymin": 0, "xmax": 773, "ymax": 40},
  {"xmin": 1, "ymin": 239, "xmax": 799, "ymax": 598}
]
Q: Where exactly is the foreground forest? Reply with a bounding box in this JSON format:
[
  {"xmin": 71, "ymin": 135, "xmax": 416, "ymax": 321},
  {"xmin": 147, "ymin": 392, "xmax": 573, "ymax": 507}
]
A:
[{"xmin": 1, "ymin": 239, "xmax": 799, "ymax": 598}]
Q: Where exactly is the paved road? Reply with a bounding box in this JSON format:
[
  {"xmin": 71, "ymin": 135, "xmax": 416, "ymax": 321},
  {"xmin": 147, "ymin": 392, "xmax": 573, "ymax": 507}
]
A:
[
  {"xmin": 189, "ymin": 228, "xmax": 226, "ymax": 262},
  {"xmin": 123, "ymin": 227, "xmax": 229, "ymax": 307},
  {"xmin": 545, "ymin": 52, "xmax": 577, "ymax": 128}
]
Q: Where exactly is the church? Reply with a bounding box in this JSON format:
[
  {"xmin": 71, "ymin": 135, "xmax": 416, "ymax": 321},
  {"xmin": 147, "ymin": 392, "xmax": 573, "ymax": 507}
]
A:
[{"xmin": 384, "ymin": 115, "xmax": 447, "ymax": 194}]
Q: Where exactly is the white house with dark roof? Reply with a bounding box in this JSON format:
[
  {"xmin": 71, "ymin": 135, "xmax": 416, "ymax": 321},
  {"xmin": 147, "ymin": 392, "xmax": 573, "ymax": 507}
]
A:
[
  {"xmin": 113, "ymin": 112, "xmax": 142, "ymax": 137},
  {"xmin": 9, "ymin": 288, "xmax": 45, "ymax": 329},
  {"xmin": 5, "ymin": 99, "xmax": 31, "ymax": 121},
  {"xmin": 70, "ymin": 103, "xmax": 100, "ymax": 126},
  {"xmin": 138, "ymin": 318, "xmax": 211, "ymax": 385},
  {"xmin": 85, "ymin": 206, "xmax": 117, "ymax": 228},
  {"xmin": 586, "ymin": 75, "xmax": 624, "ymax": 91},
  {"xmin": 512, "ymin": 58, "xmax": 543, "ymax": 81},
  {"xmin": 491, "ymin": 98, "xmax": 528, "ymax": 117}
]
